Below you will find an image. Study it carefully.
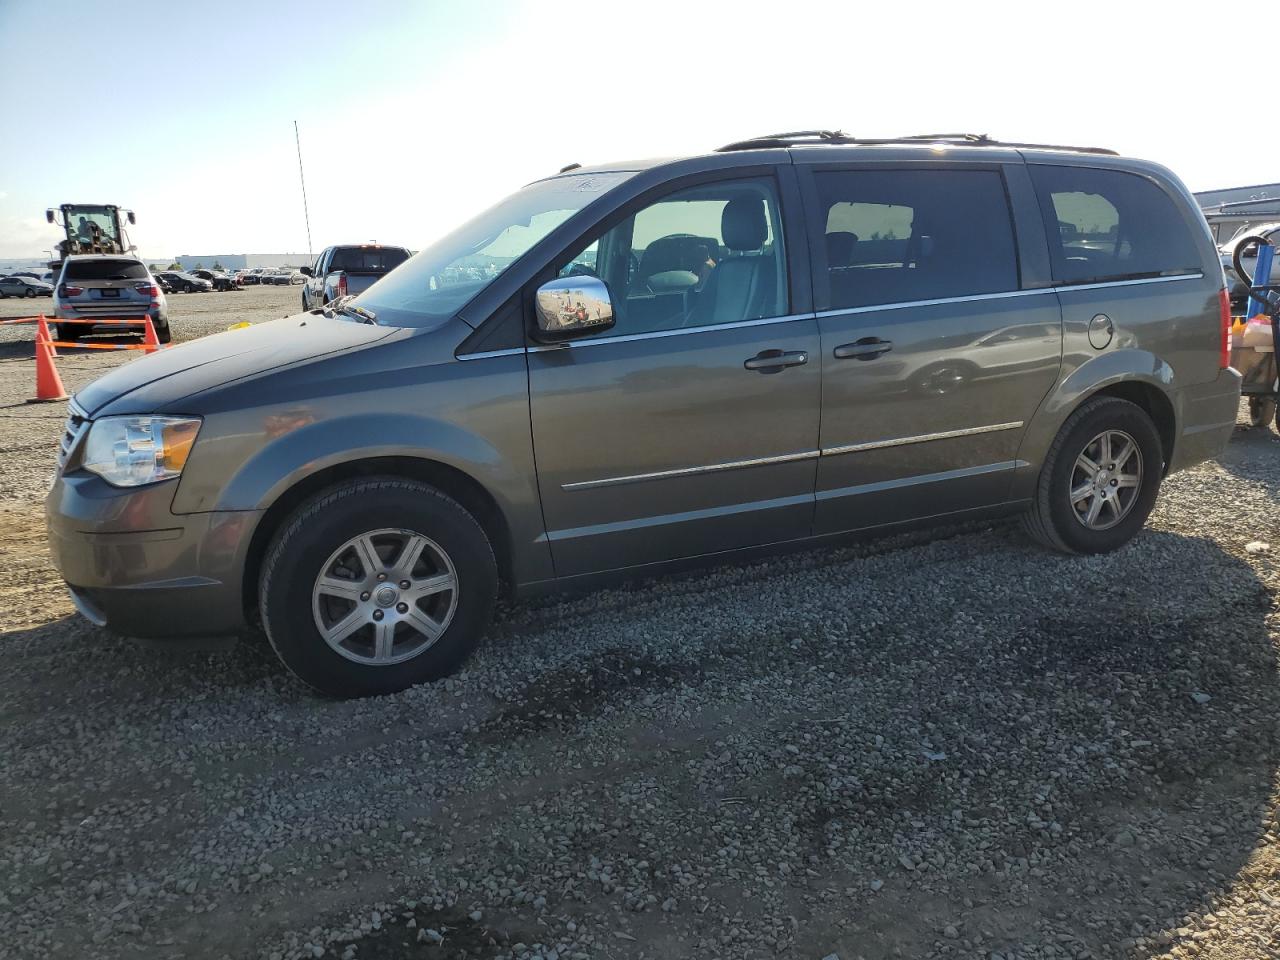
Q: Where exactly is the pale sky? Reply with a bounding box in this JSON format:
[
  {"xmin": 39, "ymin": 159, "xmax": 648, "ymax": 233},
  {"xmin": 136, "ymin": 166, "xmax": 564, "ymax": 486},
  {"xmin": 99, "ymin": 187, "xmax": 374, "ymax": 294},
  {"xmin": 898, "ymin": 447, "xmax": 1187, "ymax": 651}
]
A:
[{"xmin": 0, "ymin": 0, "xmax": 1267, "ymax": 261}]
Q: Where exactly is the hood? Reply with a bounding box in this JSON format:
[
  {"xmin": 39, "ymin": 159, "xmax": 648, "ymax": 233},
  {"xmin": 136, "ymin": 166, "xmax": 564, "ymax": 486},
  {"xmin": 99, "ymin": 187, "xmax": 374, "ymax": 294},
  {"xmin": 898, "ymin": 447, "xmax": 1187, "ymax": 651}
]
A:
[{"xmin": 76, "ymin": 312, "xmax": 397, "ymax": 416}]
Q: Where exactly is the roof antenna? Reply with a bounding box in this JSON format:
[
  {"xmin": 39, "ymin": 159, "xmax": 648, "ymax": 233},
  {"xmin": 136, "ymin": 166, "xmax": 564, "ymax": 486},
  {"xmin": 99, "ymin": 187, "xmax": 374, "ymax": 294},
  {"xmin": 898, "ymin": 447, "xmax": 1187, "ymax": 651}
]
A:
[{"xmin": 294, "ymin": 120, "xmax": 314, "ymax": 264}]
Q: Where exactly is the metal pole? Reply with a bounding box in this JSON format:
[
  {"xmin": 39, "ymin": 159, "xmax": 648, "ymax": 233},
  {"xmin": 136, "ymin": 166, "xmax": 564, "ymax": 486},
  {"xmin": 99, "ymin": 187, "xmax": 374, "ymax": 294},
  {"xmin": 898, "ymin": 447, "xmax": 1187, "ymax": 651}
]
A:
[{"xmin": 294, "ymin": 120, "xmax": 314, "ymax": 263}]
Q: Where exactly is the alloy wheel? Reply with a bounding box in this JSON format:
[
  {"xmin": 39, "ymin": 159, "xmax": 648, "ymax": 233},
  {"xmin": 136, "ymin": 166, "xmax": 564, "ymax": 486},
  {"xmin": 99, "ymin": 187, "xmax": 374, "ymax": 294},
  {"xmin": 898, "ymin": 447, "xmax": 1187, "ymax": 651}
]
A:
[
  {"xmin": 311, "ymin": 528, "xmax": 458, "ymax": 665},
  {"xmin": 1069, "ymin": 429, "xmax": 1143, "ymax": 530}
]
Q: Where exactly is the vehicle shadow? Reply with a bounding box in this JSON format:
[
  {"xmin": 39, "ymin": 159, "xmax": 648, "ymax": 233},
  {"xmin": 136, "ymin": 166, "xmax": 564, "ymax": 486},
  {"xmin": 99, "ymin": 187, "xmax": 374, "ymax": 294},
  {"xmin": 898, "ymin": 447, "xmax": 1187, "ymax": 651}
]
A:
[{"xmin": 0, "ymin": 331, "xmax": 145, "ymax": 361}]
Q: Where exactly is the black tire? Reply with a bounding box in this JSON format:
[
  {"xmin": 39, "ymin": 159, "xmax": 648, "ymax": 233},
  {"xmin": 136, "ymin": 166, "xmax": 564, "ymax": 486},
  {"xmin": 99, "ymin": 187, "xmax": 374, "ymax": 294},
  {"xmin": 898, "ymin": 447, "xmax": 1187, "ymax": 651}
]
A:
[
  {"xmin": 154, "ymin": 319, "xmax": 172, "ymax": 344},
  {"xmin": 302, "ymin": 292, "xmax": 309, "ymax": 312},
  {"xmin": 1248, "ymin": 397, "xmax": 1276, "ymax": 429},
  {"xmin": 55, "ymin": 323, "xmax": 82, "ymax": 341},
  {"xmin": 24, "ymin": 288, "xmax": 35, "ymax": 298},
  {"xmin": 259, "ymin": 478, "xmax": 497, "ymax": 697},
  {"xmin": 1022, "ymin": 396, "xmax": 1164, "ymax": 554},
  {"xmin": 183, "ymin": 282, "xmax": 195, "ymax": 293}
]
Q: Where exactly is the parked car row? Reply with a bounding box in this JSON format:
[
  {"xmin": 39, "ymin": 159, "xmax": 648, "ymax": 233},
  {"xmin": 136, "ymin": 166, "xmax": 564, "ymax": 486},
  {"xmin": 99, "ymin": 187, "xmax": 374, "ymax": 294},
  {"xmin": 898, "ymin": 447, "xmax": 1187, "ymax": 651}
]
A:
[
  {"xmin": 156, "ymin": 271, "xmax": 214, "ymax": 294},
  {"xmin": 0, "ymin": 275, "xmax": 54, "ymax": 298},
  {"xmin": 4, "ymin": 269, "xmax": 55, "ymax": 284},
  {"xmin": 235, "ymin": 267, "xmax": 304, "ymax": 286}
]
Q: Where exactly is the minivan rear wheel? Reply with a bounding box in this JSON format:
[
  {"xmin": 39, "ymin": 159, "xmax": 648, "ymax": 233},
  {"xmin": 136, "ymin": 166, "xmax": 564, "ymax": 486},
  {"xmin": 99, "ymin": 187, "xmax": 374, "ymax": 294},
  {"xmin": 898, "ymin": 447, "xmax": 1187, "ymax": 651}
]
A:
[
  {"xmin": 1022, "ymin": 396, "xmax": 1163, "ymax": 554},
  {"xmin": 259, "ymin": 478, "xmax": 497, "ymax": 697}
]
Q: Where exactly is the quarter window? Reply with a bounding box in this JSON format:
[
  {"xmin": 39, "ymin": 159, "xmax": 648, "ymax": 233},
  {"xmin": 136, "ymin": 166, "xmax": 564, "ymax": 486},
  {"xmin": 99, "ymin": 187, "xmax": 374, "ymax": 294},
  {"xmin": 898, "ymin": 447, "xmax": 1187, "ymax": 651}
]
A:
[
  {"xmin": 813, "ymin": 169, "xmax": 1019, "ymax": 310},
  {"xmin": 1029, "ymin": 165, "xmax": 1202, "ymax": 284},
  {"xmin": 555, "ymin": 177, "xmax": 788, "ymax": 336}
]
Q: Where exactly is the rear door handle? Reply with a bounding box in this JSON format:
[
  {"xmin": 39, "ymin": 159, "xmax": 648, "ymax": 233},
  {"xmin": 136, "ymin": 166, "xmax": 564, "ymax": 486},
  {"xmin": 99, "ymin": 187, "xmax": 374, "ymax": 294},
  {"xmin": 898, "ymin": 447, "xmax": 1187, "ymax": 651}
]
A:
[
  {"xmin": 744, "ymin": 349, "xmax": 808, "ymax": 373},
  {"xmin": 833, "ymin": 337, "xmax": 893, "ymax": 360}
]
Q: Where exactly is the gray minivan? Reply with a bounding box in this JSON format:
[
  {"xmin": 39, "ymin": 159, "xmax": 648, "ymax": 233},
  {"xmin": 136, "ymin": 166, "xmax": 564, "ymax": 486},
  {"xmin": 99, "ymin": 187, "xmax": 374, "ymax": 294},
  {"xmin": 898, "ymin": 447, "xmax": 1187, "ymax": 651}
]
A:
[{"xmin": 46, "ymin": 132, "xmax": 1242, "ymax": 697}]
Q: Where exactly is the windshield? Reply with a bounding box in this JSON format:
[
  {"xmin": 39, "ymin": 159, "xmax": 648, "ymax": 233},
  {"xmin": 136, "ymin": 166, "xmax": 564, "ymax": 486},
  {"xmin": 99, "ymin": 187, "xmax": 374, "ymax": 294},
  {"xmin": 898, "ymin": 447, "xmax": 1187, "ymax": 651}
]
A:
[
  {"xmin": 354, "ymin": 171, "xmax": 633, "ymax": 326},
  {"xmin": 64, "ymin": 259, "xmax": 147, "ymax": 281},
  {"xmin": 65, "ymin": 206, "xmax": 122, "ymax": 247}
]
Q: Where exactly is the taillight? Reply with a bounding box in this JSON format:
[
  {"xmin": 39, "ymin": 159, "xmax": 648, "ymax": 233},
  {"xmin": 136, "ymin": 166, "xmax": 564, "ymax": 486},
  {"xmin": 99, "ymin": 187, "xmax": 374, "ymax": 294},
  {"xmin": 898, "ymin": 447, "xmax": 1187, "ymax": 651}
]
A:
[
  {"xmin": 60, "ymin": 284, "xmax": 83, "ymax": 297},
  {"xmin": 337, "ymin": 274, "xmax": 348, "ymax": 297},
  {"xmin": 1218, "ymin": 286, "xmax": 1231, "ymax": 369},
  {"xmin": 135, "ymin": 283, "xmax": 159, "ymax": 298}
]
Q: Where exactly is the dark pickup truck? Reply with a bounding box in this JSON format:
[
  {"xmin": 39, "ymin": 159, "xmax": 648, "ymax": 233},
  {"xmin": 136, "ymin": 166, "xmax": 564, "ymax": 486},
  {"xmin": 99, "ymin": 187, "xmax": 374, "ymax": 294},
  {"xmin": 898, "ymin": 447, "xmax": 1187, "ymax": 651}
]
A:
[{"xmin": 300, "ymin": 244, "xmax": 410, "ymax": 310}]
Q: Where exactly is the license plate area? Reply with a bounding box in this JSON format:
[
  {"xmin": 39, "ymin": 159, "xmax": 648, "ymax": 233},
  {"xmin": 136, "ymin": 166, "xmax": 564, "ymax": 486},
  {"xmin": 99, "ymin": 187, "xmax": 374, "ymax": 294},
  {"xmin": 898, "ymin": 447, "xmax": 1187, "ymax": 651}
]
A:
[{"xmin": 99, "ymin": 289, "xmax": 119, "ymax": 298}]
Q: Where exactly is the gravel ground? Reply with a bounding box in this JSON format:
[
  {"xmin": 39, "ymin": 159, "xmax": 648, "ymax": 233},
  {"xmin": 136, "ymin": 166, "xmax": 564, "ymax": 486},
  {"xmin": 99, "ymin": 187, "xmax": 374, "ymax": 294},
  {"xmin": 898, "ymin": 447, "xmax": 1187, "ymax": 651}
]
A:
[{"xmin": 1, "ymin": 290, "xmax": 1279, "ymax": 960}]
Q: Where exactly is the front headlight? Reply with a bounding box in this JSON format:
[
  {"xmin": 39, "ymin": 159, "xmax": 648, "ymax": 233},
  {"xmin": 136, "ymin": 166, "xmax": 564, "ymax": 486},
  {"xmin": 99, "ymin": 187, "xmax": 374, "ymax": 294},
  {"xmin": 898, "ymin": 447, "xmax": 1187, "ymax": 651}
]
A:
[{"xmin": 81, "ymin": 416, "xmax": 202, "ymax": 487}]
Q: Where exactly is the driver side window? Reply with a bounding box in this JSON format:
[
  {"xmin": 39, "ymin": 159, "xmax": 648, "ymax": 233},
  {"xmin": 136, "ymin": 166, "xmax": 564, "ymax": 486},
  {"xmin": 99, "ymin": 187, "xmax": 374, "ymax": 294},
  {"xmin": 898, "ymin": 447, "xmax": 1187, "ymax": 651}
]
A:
[{"xmin": 556, "ymin": 177, "xmax": 788, "ymax": 336}]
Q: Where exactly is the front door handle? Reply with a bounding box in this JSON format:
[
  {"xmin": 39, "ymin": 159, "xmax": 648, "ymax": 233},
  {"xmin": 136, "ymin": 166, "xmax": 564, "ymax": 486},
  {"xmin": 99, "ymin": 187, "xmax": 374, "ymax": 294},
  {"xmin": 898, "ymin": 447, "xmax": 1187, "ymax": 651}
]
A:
[
  {"xmin": 834, "ymin": 338, "xmax": 893, "ymax": 360},
  {"xmin": 744, "ymin": 349, "xmax": 808, "ymax": 373}
]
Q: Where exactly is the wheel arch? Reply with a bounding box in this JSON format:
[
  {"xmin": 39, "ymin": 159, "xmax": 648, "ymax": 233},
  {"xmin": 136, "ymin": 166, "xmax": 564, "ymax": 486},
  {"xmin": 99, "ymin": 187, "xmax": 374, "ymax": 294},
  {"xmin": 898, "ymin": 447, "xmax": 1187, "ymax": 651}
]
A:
[
  {"xmin": 1084, "ymin": 380, "xmax": 1176, "ymax": 470},
  {"xmin": 1015, "ymin": 352, "xmax": 1181, "ymax": 502},
  {"xmin": 241, "ymin": 455, "xmax": 516, "ymax": 621}
]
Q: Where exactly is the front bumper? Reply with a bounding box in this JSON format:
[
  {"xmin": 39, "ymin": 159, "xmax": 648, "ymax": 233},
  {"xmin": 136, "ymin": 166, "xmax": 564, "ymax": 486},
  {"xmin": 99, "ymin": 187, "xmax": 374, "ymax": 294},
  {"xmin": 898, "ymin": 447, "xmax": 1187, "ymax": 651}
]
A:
[
  {"xmin": 46, "ymin": 470, "xmax": 260, "ymax": 639},
  {"xmin": 1169, "ymin": 367, "xmax": 1243, "ymax": 472}
]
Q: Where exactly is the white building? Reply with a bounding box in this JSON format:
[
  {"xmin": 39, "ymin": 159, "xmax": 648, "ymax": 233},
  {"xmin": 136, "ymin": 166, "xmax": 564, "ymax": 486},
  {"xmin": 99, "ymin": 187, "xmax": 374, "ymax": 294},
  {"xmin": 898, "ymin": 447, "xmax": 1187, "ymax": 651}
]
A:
[{"xmin": 173, "ymin": 253, "xmax": 313, "ymax": 271}]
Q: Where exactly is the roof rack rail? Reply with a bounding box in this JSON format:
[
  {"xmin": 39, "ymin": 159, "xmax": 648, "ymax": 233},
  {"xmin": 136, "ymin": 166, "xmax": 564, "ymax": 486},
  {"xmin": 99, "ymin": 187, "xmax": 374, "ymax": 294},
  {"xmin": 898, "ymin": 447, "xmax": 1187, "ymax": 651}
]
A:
[
  {"xmin": 716, "ymin": 131, "xmax": 1117, "ymax": 156},
  {"xmin": 716, "ymin": 129, "xmax": 848, "ymax": 151}
]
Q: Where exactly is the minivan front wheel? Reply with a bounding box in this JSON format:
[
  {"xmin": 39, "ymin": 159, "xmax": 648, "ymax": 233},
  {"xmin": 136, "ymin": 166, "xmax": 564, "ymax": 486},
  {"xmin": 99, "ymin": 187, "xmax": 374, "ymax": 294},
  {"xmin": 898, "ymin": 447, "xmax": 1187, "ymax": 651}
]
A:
[
  {"xmin": 1022, "ymin": 396, "xmax": 1163, "ymax": 554},
  {"xmin": 260, "ymin": 478, "xmax": 497, "ymax": 697}
]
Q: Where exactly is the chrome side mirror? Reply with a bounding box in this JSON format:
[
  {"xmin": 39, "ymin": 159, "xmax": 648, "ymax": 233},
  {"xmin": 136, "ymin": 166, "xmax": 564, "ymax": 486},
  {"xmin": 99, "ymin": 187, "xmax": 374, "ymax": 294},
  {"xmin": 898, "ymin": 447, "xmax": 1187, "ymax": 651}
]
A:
[{"xmin": 534, "ymin": 276, "xmax": 615, "ymax": 341}]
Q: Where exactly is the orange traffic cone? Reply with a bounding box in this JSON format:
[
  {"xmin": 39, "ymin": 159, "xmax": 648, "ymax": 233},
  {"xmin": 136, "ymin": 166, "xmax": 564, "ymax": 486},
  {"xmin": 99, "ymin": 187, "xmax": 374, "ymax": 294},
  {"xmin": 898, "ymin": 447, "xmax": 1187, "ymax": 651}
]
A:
[
  {"xmin": 29, "ymin": 333, "xmax": 68, "ymax": 404},
  {"xmin": 36, "ymin": 315, "xmax": 57, "ymax": 357},
  {"xmin": 141, "ymin": 316, "xmax": 161, "ymax": 354}
]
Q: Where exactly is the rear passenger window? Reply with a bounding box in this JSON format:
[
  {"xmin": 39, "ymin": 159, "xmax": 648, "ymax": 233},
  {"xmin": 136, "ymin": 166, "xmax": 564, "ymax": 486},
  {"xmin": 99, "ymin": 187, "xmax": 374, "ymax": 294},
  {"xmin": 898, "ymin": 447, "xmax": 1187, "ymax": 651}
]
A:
[
  {"xmin": 813, "ymin": 169, "xmax": 1019, "ymax": 310},
  {"xmin": 1029, "ymin": 165, "xmax": 1201, "ymax": 284}
]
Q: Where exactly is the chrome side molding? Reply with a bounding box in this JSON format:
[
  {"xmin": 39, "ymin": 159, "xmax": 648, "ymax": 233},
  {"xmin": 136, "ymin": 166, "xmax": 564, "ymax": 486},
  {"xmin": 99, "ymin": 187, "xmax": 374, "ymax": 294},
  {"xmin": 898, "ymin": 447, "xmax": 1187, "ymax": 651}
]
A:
[
  {"xmin": 821, "ymin": 421, "xmax": 1025, "ymax": 457},
  {"xmin": 562, "ymin": 450, "xmax": 820, "ymax": 491},
  {"xmin": 563, "ymin": 421, "xmax": 1026, "ymax": 490}
]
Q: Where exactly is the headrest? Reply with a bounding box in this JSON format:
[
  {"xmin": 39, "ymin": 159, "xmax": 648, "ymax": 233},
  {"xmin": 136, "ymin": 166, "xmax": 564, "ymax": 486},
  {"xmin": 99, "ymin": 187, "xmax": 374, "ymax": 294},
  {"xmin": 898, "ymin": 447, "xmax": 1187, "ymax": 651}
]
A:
[
  {"xmin": 639, "ymin": 234, "xmax": 715, "ymax": 275},
  {"xmin": 722, "ymin": 197, "xmax": 767, "ymax": 251}
]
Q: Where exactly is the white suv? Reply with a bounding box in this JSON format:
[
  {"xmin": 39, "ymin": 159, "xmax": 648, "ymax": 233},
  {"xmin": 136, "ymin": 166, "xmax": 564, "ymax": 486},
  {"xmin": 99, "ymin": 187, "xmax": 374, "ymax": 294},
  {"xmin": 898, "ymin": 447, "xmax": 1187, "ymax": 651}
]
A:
[{"xmin": 53, "ymin": 255, "xmax": 170, "ymax": 342}]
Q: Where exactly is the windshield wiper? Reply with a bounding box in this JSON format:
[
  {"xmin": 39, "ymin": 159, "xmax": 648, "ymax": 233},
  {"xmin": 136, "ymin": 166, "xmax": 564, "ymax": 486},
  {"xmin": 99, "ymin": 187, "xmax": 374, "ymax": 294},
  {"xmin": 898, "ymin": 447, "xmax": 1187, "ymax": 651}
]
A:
[{"xmin": 323, "ymin": 298, "xmax": 378, "ymax": 324}]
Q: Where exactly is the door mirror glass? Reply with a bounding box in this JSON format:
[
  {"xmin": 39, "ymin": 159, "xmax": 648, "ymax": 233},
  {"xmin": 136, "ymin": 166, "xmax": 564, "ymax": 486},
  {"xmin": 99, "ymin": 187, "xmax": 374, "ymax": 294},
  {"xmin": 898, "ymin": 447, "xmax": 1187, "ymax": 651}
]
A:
[
  {"xmin": 534, "ymin": 276, "xmax": 615, "ymax": 341},
  {"xmin": 299, "ymin": 265, "xmax": 312, "ymax": 276}
]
